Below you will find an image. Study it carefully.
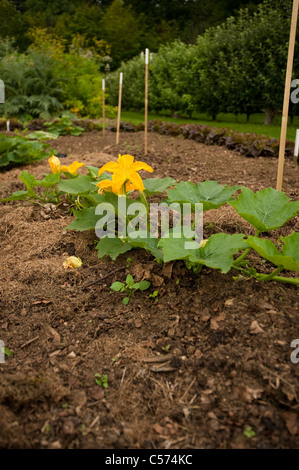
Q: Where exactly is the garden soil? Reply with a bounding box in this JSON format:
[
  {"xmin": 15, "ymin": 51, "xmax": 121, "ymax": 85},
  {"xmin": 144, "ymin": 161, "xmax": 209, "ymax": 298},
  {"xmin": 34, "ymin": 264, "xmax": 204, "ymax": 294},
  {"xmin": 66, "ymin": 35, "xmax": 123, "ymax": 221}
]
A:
[{"xmin": 0, "ymin": 130, "xmax": 298, "ymax": 449}]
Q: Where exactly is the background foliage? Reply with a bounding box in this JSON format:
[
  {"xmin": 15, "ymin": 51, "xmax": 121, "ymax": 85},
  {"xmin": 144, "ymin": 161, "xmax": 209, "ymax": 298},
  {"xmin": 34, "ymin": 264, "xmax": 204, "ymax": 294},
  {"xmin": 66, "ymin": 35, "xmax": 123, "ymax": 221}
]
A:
[
  {"xmin": 0, "ymin": 0, "xmax": 297, "ymax": 123},
  {"xmin": 107, "ymin": 0, "xmax": 298, "ymax": 124}
]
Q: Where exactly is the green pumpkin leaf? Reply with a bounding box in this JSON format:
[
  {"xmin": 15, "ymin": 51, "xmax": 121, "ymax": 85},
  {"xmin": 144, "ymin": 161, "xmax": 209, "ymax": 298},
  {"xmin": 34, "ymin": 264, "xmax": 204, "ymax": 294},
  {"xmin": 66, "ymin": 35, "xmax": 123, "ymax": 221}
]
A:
[
  {"xmin": 126, "ymin": 232, "xmax": 163, "ymax": 259},
  {"xmin": 37, "ymin": 173, "xmax": 61, "ymax": 188},
  {"xmin": 158, "ymin": 232, "xmax": 247, "ymax": 273},
  {"xmin": 58, "ymin": 175, "xmax": 97, "ymax": 195},
  {"xmin": 157, "ymin": 232, "xmax": 195, "ymax": 263},
  {"xmin": 246, "ymin": 232, "xmax": 299, "ymax": 271},
  {"xmin": 96, "ymin": 237, "xmax": 132, "ymax": 260},
  {"xmin": 166, "ymin": 180, "xmax": 239, "ymax": 210},
  {"xmin": 190, "ymin": 233, "xmax": 248, "ymax": 273},
  {"xmin": 19, "ymin": 170, "xmax": 38, "ymax": 189},
  {"xmin": 1, "ymin": 190, "xmax": 28, "ymax": 202},
  {"xmin": 230, "ymin": 187, "xmax": 299, "ymax": 232},
  {"xmin": 66, "ymin": 207, "xmax": 99, "ymax": 231},
  {"xmin": 143, "ymin": 177, "xmax": 176, "ymax": 196}
]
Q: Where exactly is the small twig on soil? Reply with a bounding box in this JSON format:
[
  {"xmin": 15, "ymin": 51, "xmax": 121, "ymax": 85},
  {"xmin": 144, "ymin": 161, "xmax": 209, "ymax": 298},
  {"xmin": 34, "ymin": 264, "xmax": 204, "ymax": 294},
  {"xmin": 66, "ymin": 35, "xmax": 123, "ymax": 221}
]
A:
[
  {"xmin": 120, "ymin": 367, "xmax": 127, "ymax": 388},
  {"xmin": 82, "ymin": 266, "xmax": 126, "ymax": 288},
  {"xmin": 21, "ymin": 336, "xmax": 39, "ymax": 349},
  {"xmin": 189, "ymin": 393, "xmax": 197, "ymax": 405},
  {"xmin": 88, "ymin": 416, "xmax": 100, "ymax": 430},
  {"xmin": 143, "ymin": 355, "xmax": 175, "ymax": 363},
  {"xmin": 179, "ymin": 378, "xmax": 196, "ymax": 403}
]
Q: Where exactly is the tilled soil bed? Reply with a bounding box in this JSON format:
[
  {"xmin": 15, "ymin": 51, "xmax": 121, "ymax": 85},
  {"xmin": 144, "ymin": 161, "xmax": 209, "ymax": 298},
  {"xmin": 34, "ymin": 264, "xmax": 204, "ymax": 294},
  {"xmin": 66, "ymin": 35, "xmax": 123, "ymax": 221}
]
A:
[{"xmin": 0, "ymin": 130, "xmax": 298, "ymax": 449}]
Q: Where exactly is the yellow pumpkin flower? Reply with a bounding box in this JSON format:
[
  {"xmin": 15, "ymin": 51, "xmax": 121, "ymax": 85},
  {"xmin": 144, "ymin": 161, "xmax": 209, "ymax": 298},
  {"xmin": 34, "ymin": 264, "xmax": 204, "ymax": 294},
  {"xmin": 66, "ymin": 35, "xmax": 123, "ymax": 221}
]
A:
[
  {"xmin": 49, "ymin": 155, "xmax": 61, "ymax": 174},
  {"xmin": 96, "ymin": 178, "xmax": 139, "ymax": 195},
  {"xmin": 63, "ymin": 256, "xmax": 82, "ymax": 269},
  {"xmin": 96, "ymin": 179, "xmax": 113, "ymax": 194},
  {"xmin": 199, "ymin": 239, "xmax": 209, "ymax": 248},
  {"xmin": 97, "ymin": 154, "xmax": 153, "ymax": 195},
  {"xmin": 60, "ymin": 161, "xmax": 85, "ymax": 176},
  {"xmin": 48, "ymin": 156, "xmax": 84, "ymax": 176}
]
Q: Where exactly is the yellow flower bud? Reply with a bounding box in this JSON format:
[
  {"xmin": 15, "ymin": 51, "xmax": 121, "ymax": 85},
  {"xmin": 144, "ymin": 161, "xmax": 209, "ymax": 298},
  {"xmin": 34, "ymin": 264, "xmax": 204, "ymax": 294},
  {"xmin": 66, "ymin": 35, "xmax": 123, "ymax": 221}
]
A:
[
  {"xmin": 49, "ymin": 155, "xmax": 61, "ymax": 174},
  {"xmin": 63, "ymin": 256, "xmax": 82, "ymax": 269},
  {"xmin": 199, "ymin": 239, "xmax": 208, "ymax": 248}
]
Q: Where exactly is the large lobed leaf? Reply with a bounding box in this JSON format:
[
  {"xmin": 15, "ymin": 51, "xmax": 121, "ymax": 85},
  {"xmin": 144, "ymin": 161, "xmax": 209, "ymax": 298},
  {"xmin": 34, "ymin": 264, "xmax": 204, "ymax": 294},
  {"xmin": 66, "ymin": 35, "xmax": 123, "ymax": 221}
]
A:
[
  {"xmin": 158, "ymin": 231, "xmax": 247, "ymax": 273},
  {"xmin": 143, "ymin": 177, "xmax": 176, "ymax": 196},
  {"xmin": 166, "ymin": 180, "xmax": 240, "ymax": 211},
  {"xmin": 230, "ymin": 187, "xmax": 299, "ymax": 232},
  {"xmin": 66, "ymin": 207, "xmax": 100, "ymax": 231},
  {"xmin": 246, "ymin": 232, "xmax": 299, "ymax": 271},
  {"xmin": 125, "ymin": 232, "xmax": 163, "ymax": 260},
  {"xmin": 96, "ymin": 237, "xmax": 132, "ymax": 260},
  {"xmin": 58, "ymin": 175, "xmax": 97, "ymax": 195}
]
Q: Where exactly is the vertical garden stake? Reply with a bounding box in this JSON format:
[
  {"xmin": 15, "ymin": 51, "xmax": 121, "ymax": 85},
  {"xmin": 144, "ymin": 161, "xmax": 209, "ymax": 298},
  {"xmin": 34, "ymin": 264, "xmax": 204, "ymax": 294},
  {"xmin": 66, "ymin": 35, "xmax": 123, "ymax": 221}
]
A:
[
  {"xmin": 0, "ymin": 79, "xmax": 4, "ymax": 104},
  {"xmin": 116, "ymin": 72, "xmax": 123, "ymax": 145},
  {"xmin": 294, "ymin": 128, "xmax": 299, "ymax": 164},
  {"xmin": 102, "ymin": 79, "xmax": 105, "ymax": 137},
  {"xmin": 277, "ymin": 0, "xmax": 299, "ymax": 191},
  {"xmin": 0, "ymin": 79, "xmax": 9, "ymax": 132},
  {"xmin": 145, "ymin": 48, "xmax": 149, "ymax": 155}
]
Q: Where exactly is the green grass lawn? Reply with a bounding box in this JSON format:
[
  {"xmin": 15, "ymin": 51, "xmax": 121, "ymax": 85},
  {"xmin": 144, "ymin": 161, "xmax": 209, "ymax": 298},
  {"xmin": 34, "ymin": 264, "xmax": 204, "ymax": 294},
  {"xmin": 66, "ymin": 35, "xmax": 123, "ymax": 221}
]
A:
[{"xmin": 121, "ymin": 110, "xmax": 298, "ymax": 142}]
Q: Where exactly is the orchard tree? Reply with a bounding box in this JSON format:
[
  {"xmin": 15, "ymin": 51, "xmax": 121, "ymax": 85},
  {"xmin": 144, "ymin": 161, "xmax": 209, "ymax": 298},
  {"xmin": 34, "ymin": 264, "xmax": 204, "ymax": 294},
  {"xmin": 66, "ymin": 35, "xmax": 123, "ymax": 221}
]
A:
[
  {"xmin": 99, "ymin": 0, "xmax": 143, "ymax": 68},
  {"xmin": 149, "ymin": 41, "xmax": 197, "ymax": 116},
  {"xmin": 194, "ymin": 0, "xmax": 295, "ymax": 123},
  {"xmin": 106, "ymin": 55, "xmax": 145, "ymax": 110}
]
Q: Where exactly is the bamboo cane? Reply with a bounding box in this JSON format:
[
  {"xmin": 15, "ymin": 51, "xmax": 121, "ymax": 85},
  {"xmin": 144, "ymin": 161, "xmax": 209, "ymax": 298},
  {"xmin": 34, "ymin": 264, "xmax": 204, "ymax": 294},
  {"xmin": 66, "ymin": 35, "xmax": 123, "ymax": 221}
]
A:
[
  {"xmin": 102, "ymin": 79, "xmax": 105, "ymax": 137},
  {"xmin": 277, "ymin": 0, "xmax": 299, "ymax": 191},
  {"xmin": 145, "ymin": 48, "xmax": 149, "ymax": 155},
  {"xmin": 116, "ymin": 73, "xmax": 123, "ymax": 145}
]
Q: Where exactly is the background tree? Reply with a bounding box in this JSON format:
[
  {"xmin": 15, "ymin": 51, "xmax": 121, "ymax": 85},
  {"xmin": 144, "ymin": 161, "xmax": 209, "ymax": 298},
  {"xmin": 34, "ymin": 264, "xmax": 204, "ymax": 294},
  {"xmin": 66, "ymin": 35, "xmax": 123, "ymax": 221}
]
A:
[
  {"xmin": 193, "ymin": 0, "xmax": 296, "ymax": 123},
  {"xmin": 99, "ymin": 0, "xmax": 144, "ymax": 69}
]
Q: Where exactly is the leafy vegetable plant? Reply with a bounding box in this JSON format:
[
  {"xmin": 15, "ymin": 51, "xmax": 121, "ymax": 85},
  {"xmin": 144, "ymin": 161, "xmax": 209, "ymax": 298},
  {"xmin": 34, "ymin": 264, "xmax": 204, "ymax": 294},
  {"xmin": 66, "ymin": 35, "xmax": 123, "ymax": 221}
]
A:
[
  {"xmin": 0, "ymin": 133, "xmax": 55, "ymax": 168},
  {"xmin": 44, "ymin": 116, "xmax": 85, "ymax": 136},
  {"xmin": 149, "ymin": 290, "xmax": 159, "ymax": 301},
  {"xmin": 94, "ymin": 373, "xmax": 109, "ymax": 389},
  {"xmin": 1, "ymin": 155, "xmax": 85, "ymax": 205},
  {"xmin": 110, "ymin": 274, "xmax": 151, "ymax": 305}
]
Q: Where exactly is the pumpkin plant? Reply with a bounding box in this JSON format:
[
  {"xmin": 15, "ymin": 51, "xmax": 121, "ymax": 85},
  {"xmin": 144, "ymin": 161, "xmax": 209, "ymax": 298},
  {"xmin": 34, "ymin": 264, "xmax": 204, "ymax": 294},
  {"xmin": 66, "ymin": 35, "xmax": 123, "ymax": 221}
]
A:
[{"xmin": 1, "ymin": 152, "xmax": 299, "ymax": 285}]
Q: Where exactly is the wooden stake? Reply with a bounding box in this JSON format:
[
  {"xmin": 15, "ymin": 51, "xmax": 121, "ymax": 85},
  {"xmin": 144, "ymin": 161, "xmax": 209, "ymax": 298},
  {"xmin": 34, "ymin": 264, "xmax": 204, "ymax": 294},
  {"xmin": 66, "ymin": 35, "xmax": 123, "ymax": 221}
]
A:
[
  {"xmin": 277, "ymin": 0, "xmax": 299, "ymax": 191},
  {"xmin": 145, "ymin": 48, "xmax": 149, "ymax": 155},
  {"xmin": 116, "ymin": 72, "xmax": 123, "ymax": 145},
  {"xmin": 102, "ymin": 79, "xmax": 105, "ymax": 137}
]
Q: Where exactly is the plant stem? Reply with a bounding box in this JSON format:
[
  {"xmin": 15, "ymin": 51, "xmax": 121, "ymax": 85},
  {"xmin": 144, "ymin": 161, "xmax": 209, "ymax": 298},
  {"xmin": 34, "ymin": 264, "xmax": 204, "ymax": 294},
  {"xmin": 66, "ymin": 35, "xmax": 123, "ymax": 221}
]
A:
[
  {"xmin": 233, "ymin": 265, "xmax": 299, "ymax": 285},
  {"xmin": 268, "ymin": 276, "xmax": 299, "ymax": 285},
  {"xmin": 140, "ymin": 191, "xmax": 150, "ymax": 230},
  {"xmin": 233, "ymin": 230, "xmax": 259, "ymax": 266},
  {"xmin": 140, "ymin": 191, "xmax": 149, "ymax": 213},
  {"xmin": 233, "ymin": 248, "xmax": 251, "ymax": 266},
  {"xmin": 256, "ymin": 266, "xmax": 283, "ymax": 281}
]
